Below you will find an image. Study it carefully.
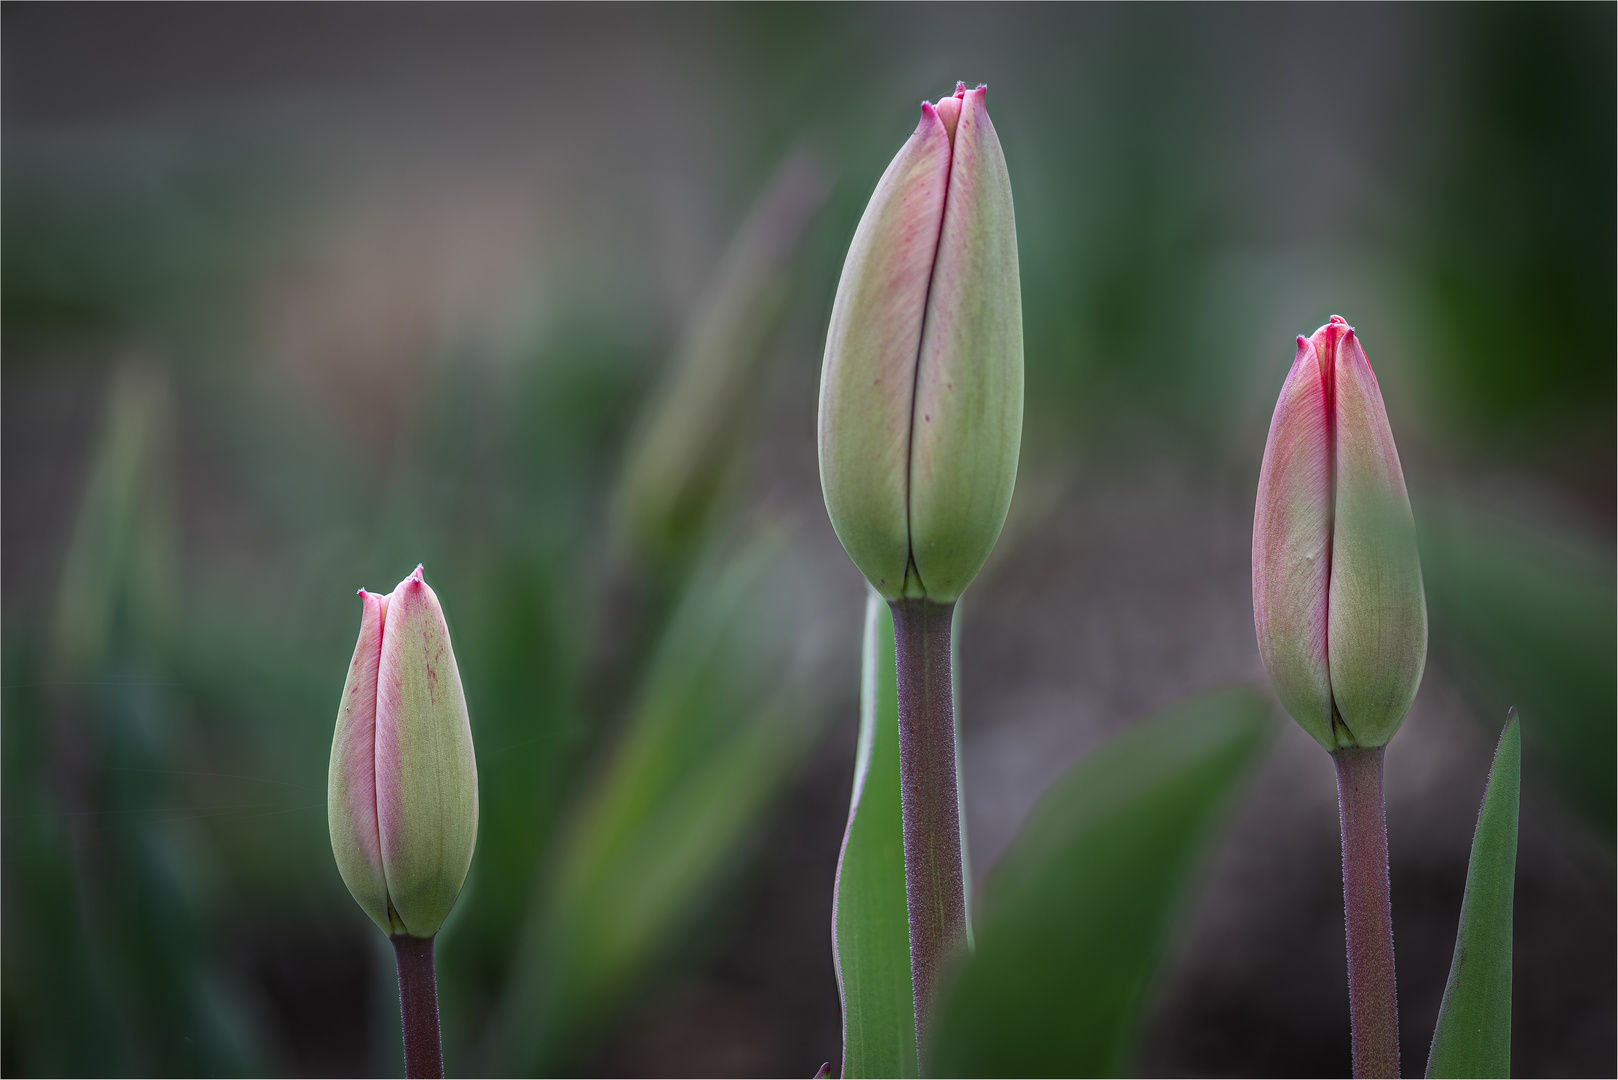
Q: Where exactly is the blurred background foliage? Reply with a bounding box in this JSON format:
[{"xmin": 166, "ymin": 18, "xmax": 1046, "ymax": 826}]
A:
[{"xmin": 2, "ymin": 5, "xmax": 1611, "ymax": 1078}]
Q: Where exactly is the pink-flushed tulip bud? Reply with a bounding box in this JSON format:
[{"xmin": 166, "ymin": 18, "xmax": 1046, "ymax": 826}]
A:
[
  {"xmin": 818, "ymin": 82, "xmax": 1023, "ymax": 603},
  {"xmin": 329, "ymin": 566, "xmax": 478, "ymax": 939},
  {"xmin": 1253, "ymin": 317, "xmax": 1427, "ymax": 750}
]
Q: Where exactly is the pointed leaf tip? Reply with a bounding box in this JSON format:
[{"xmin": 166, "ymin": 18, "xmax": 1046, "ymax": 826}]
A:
[{"xmin": 1426, "ymin": 710, "xmax": 1519, "ymax": 1078}]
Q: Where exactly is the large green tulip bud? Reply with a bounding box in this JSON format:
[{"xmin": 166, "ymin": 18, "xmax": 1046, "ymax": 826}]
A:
[
  {"xmin": 818, "ymin": 83, "xmax": 1023, "ymax": 603},
  {"xmin": 329, "ymin": 566, "xmax": 479, "ymax": 938},
  {"xmin": 1253, "ymin": 317, "xmax": 1427, "ymax": 750}
]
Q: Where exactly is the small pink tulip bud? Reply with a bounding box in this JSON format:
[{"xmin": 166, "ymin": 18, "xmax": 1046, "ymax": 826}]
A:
[
  {"xmin": 1253, "ymin": 317, "xmax": 1427, "ymax": 750},
  {"xmin": 818, "ymin": 83, "xmax": 1023, "ymax": 603},
  {"xmin": 328, "ymin": 566, "xmax": 478, "ymax": 938}
]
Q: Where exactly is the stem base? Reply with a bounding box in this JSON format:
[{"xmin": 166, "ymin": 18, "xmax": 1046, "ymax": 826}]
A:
[
  {"xmin": 392, "ymin": 934, "xmax": 444, "ymax": 1079},
  {"xmin": 889, "ymin": 598, "xmax": 966, "ymax": 1053},
  {"xmin": 1333, "ymin": 746, "xmax": 1400, "ymax": 1079}
]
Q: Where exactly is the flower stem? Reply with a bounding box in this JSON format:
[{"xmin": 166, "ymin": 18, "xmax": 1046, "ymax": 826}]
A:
[
  {"xmin": 1333, "ymin": 746, "xmax": 1400, "ymax": 1078},
  {"xmin": 392, "ymin": 934, "xmax": 444, "ymax": 1079},
  {"xmin": 889, "ymin": 597, "xmax": 967, "ymax": 1053}
]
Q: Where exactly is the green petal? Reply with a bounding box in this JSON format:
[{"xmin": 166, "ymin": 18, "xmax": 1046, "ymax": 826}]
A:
[
  {"xmin": 328, "ymin": 589, "xmax": 395, "ymax": 935},
  {"xmin": 1328, "ymin": 327, "xmax": 1427, "ymax": 747},
  {"xmin": 908, "ymin": 86, "xmax": 1024, "ymax": 604},
  {"xmin": 819, "ymin": 103, "xmax": 952, "ymax": 600},
  {"xmin": 375, "ymin": 568, "xmax": 479, "ymax": 938}
]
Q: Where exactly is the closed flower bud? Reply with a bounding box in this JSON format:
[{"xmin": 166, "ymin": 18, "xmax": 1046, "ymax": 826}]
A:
[
  {"xmin": 329, "ymin": 566, "xmax": 478, "ymax": 938},
  {"xmin": 818, "ymin": 83, "xmax": 1023, "ymax": 603},
  {"xmin": 1253, "ymin": 317, "xmax": 1427, "ymax": 750}
]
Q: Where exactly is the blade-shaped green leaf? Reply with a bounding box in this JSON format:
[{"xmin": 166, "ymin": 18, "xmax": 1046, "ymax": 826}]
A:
[
  {"xmin": 492, "ymin": 527, "xmax": 829, "ymax": 1073},
  {"xmin": 927, "ymin": 686, "xmax": 1274, "ymax": 1079},
  {"xmin": 833, "ymin": 589, "xmax": 918, "ymax": 1079},
  {"xmin": 1426, "ymin": 711, "xmax": 1521, "ymax": 1079},
  {"xmin": 614, "ymin": 149, "xmax": 830, "ymax": 567}
]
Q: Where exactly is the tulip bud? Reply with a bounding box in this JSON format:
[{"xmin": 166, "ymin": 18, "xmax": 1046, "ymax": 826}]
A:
[
  {"xmin": 329, "ymin": 566, "xmax": 479, "ymax": 938},
  {"xmin": 818, "ymin": 83, "xmax": 1023, "ymax": 604},
  {"xmin": 1253, "ymin": 317, "xmax": 1427, "ymax": 750}
]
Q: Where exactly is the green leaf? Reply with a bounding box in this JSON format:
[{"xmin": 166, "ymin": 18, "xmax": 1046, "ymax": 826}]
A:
[
  {"xmin": 614, "ymin": 149, "xmax": 830, "ymax": 567},
  {"xmin": 1419, "ymin": 499, "xmax": 1615, "ymax": 836},
  {"xmin": 926, "ymin": 686, "xmax": 1274, "ymax": 1079},
  {"xmin": 53, "ymin": 361, "xmax": 178, "ymax": 676},
  {"xmin": 1426, "ymin": 711, "xmax": 1521, "ymax": 1079},
  {"xmin": 833, "ymin": 590, "xmax": 919, "ymax": 1078},
  {"xmin": 491, "ymin": 527, "xmax": 827, "ymax": 1073}
]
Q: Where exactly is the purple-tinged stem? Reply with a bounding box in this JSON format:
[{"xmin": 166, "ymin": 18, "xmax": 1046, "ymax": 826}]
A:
[
  {"xmin": 392, "ymin": 934, "xmax": 444, "ymax": 1079},
  {"xmin": 1333, "ymin": 746, "xmax": 1400, "ymax": 1079},
  {"xmin": 889, "ymin": 597, "xmax": 967, "ymax": 1052}
]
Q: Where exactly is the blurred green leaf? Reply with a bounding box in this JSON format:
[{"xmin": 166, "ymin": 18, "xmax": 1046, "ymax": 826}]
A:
[
  {"xmin": 833, "ymin": 590, "xmax": 918, "ymax": 1079},
  {"xmin": 615, "ymin": 148, "xmax": 830, "ymax": 569},
  {"xmin": 1427, "ymin": 711, "xmax": 1521, "ymax": 1079},
  {"xmin": 1411, "ymin": 5, "xmax": 1615, "ymax": 460},
  {"xmin": 2, "ymin": 133, "xmax": 288, "ymax": 350},
  {"xmin": 926, "ymin": 686, "xmax": 1274, "ymax": 1079},
  {"xmin": 6, "ymin": 358, "xmax": 265, "ymax": 1077},
  {"xmin": 492, "ymin": 525, "xmax": 829, "ymax": 1073},
  {"xmin": 1418, "ymin": 499, "xmax": 1616, "ymax": 836},
  {"xmin": 53, "ymin": 358, "xmax": 177, "ymax": 677}
]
